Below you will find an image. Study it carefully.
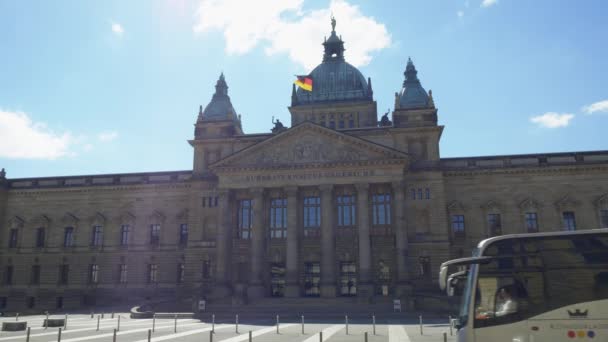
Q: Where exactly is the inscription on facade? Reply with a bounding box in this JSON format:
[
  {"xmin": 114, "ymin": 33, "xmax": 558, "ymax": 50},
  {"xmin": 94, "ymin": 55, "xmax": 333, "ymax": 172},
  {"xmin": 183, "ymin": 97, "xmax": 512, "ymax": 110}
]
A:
[{"xmin": 243, "ymin": 170, "xmax": 376, "ymax": 182}]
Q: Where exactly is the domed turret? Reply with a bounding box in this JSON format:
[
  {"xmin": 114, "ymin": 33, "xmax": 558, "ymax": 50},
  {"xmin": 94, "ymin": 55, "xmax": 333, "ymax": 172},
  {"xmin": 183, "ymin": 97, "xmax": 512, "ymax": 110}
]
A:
[
  {"xmin": 292, "ymin": 18, "xmax": 373, "ymax": 106},
  {"xmin": 199, "ymin": 73, "xmax": 238, "ymax": 122},
  {"xmin": 397, "ymin": 58, "xmax": 430, "ymax": 109}
]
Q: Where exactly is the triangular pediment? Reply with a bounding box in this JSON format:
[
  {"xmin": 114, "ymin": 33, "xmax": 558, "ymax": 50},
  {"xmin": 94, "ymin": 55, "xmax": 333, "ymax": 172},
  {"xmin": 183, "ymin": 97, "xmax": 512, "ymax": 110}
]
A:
[{"xmin": 211, "ymin": 122, "xmax": 408, "ymax": 171}]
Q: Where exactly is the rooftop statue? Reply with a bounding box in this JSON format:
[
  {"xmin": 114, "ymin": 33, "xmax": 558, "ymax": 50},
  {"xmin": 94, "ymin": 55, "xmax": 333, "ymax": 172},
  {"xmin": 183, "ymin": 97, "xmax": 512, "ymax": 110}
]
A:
[
  {"xmin": 379, "ymin": 109, "xmax": 392, "ymax": 127},
  {"xmin": 271, "ymin": 117, "xmax": 286, "ymax": 133}
]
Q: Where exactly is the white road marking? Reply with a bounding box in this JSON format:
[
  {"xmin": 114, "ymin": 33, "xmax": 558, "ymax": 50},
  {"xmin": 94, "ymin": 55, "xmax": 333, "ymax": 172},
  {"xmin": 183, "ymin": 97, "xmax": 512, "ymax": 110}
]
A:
[
  {"xmin": 45, "ymin": 322, "xmax": 204, "ymax": 342},
  {"xmin": 131, "ymin": 325, "xmax": 234, "ymax": 342},
  {"xmin": 302, "ymin": 324, "xmax": 344, "ymax": 342},
  {"xmin": 218, "ymin": 324, "xmax": 295, "ymax": 342},
  {"xmin": 0, "ymin": 321, "xmax": 192, "ymax": 341},
  {"xmin": 389, "ymin": 325, "xmax": 411, "ymax": 342}
]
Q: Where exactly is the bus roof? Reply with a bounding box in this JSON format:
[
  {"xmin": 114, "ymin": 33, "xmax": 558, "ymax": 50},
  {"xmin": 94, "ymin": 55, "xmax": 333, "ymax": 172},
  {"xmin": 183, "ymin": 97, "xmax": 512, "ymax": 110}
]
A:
[{"xmin": 476, "ymin": 228, "xmax": 608, "ymax": 255}]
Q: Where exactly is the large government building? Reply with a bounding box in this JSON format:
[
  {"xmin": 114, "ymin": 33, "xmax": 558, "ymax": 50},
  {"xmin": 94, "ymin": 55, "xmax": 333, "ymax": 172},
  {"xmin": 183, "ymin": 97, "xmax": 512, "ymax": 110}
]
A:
[{"xmin": 1, "ymin": 20, "xmax": 608, "ymax": 312}]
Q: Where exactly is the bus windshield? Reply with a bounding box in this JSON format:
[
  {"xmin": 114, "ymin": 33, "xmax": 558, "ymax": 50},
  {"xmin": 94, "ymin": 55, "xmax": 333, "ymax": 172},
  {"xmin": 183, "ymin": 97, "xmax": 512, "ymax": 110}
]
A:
[{"xmin": 472, "ymin": 233, "xmax": 608, "ymax": 328}]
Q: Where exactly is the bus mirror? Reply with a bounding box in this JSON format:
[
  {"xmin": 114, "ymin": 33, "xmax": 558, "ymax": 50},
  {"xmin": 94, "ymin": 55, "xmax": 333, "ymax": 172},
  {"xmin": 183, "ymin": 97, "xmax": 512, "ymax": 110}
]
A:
[{"xmin": 439, "ymin": 265, "xmax": 448, "ymax": 291}]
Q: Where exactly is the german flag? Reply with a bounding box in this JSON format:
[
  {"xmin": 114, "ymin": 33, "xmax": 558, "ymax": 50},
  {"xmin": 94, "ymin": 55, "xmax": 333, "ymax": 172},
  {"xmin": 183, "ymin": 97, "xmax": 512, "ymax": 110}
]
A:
[{"xmin": 294, "ymin": 75, "xmax": 313, "ymax": 91}]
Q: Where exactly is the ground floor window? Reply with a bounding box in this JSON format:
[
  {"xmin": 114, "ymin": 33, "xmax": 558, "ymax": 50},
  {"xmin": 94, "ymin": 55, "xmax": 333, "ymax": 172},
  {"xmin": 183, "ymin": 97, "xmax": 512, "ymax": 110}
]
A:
[
  {"xmin": 270, "ymin": 263, "xmax": 285, "ymax": 297},
  {"xmin": 304, "ymin": 262, "xmax": 320, "ymax": 297},
  {"xmin": 377, "ymin": 260, "xmax": 391, "ymax": 296},
  {"xmin": 340, "ymin": 262, "xmax": 357, "ymax": 296}
]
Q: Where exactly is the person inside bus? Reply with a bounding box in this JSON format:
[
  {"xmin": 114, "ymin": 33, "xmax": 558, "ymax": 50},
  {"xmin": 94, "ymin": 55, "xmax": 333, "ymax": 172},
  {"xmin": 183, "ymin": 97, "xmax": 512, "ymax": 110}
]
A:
[{"xmin": 495, "ymin": 287, "xmax": 518, "ymax": 317}]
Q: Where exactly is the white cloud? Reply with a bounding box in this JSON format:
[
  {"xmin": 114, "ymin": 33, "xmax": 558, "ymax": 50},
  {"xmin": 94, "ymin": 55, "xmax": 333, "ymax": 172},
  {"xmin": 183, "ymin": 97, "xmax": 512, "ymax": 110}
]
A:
[
  {"xmin": 457, "ymin": 10, "xmax": 464, "ymax": 18},
  {"xmin": 193, "ymin": 0, "xmax": 391, "ymax": 70},
  {"xmin": 0, "ymin": 109, "xmax": 73, "ymax": 159},
  {"xmin": 530, "ymin": 112, "xmax": 574, "ymax": 128},
  {"xmin": 98, "ymin": 131, "xmax": 118, "ymax": 142},
  {"xmin": 582, "ymin": 100, "xmax": 608, "ymax": 114},
  {"xmin": 481, "ymin": 0, "xmax": 498, "ymax": 7},
  {"xmin": 111, "ymin": 22, "xmax": 124, "ymax": 36}
]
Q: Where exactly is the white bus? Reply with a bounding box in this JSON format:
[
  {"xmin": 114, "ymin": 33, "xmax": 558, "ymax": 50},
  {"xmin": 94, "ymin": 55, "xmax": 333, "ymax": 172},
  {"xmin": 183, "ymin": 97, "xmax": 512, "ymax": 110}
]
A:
[{"xmin": 439, "ymin": 229, "xmax": 608, "ymax": 342}]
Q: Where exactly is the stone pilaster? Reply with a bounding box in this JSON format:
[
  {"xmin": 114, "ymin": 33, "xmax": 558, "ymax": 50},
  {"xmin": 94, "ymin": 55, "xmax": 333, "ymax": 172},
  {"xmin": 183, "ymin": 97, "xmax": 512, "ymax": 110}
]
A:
[
  {"xmin": 285, "ymin": 186, "xmax": 300, "ymax": 297},
  {"xmin": 356, "ymin": 183, "xmax": 373, "ymax": 298},
  {"xmin": 392, "ymin": 181, "xmax": 411, "ymax": 296},
  {"xmin": 212, "ymin": 189, "xmax": 232, "ymax": 298},
  {"xmin": 247, "ymin": 188, "xmax": 266, "ymax": 299},
  {"xmin": 320, "ymin": 184, "xmax": 336, "ymax": 297}
]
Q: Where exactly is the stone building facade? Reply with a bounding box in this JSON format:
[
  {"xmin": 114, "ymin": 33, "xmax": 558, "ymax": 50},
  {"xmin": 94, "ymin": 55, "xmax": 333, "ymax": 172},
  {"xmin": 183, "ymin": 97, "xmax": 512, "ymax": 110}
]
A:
[{"xmin": 1, "ymin": 22, "xmax": 608, "ymax": 312}]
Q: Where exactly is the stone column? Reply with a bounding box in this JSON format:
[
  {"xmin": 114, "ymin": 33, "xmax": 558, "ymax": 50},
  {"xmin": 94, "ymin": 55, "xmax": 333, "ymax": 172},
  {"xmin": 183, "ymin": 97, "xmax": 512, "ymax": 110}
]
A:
[
  {"xmin": 247, "ymin": 188, "xmax": 266, "ymax": 299},
  {"xmin": 392, "ymin": 181, "xmax": 410, "ymax": 293},
  {"xmin": 356, "ymin": 183, "xmax": 373, "ymax": 297},
  {"xmin": 320, "ymin": 184, "xmax": 336, "ymax": 297},
  {"xmin": 213, "ymin": 189, "xmax": 232, "ymax": 298},
  {"xmin": 285, "ymin": 186, "xmax": 300, "ymax": 297}
]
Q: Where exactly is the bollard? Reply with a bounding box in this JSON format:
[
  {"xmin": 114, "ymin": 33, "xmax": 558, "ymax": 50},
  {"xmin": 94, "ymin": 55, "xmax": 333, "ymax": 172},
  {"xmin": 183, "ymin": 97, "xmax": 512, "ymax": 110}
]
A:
[
  {"xmin": 113, "ymin": 329, "xmax": 117, "ymax": 342},
  {"xmin": 174, "ymin": 314, "xmax": 177, "ymax": 333},
  {"xmin": 112, "ymin": 312, "xmax": 115, "ymax": 319},
  {"xmin": 26, "ymin": 327, "xmax": 31, "ymax": 342},
  {"xmin": 97, "ymin": 316, "xmax": 100, "ymax": 331},
  {"xmin": 117, "ymin": 315, "xmax": 121, "ymax": 331},
  {"xmin": 209, "ymin": 330, "xmax": 213, "ymax": 342},
  {"xmin": 364, "ymin": 331, "xmax": 368, "ymax": 342},
  {"xmin": 236, "ymin": 314, "xmax": 239, "ymax": 334},
  {"xmin": 372, "ymin": 315, "xmax": 376, "ymax": 335},
  {"xmin": 45, "ymin": 312, "xmax": 49, "ymax": 329},
  {"xmin": 102, "ymin": 313, "xmax": 104, "ymax": 319},
  {"xmin": 419, "ymin": 315, "xmax": 423, "ymax": 335},
  {"xmin": 91, "ymin": 311, "xmax": 94, "ymax": 319},
  {"xmin": 152, "ymin": 314, "xmax": 156, "ymax": 333},
  {"xmin": 16, "ymin": 312, "xmax": 19, "ymax": 321},
  {"xmin": 65, "ymin": 314, "xmax": 68, "ymax": 330},
  {"xmin": 301, "ymin": 315, "xmax": 304, "ymax": 334},
  {"xmin": 449, "ymin": 317, "xmax": 453, "ymax": 336},
  {"xmin": 147, "ymin": 329, "xmax": 151, "ymax": 342},
  {"xmin": 319, "ymin": 331, "xmax": 323, "ymax": 342},
  {"xmin": 212, "ymin": 314, "xmax": 215, "ymax": 333},
  {"xmin": 249, "ymin": 330, "xmax": 252, "ymax": 342},
  {"xmin": 57, "ymin": 328, "xmax": 62, "ymax": 342},
  {"xmin": 443, "ymin": 332, "xmax": 448, "ymax": 342},
  {"xmin": 276, "ymin": 314, "xmax": 279, "ymax": 334},
  {"xmin": 345, "ymin": 315, "xmax": 349, "ymax": 335}
]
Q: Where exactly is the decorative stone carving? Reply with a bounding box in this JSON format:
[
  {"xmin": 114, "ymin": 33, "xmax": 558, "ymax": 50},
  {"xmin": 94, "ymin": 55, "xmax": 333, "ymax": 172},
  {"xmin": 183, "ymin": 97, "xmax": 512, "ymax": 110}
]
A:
[
  {"xmin": 518, "ymin": 198, "xmax": 542, "ymax": 210},
  {"xmin": 555, "ymin": 195, "xmax": 580, "ymax": 210},
  {"xmin": 594, "ymin": 194, "xmax": 608, "ymax": 209},
  {"xmin": 8, "ymin": 216, "xmax": 25, "ymax": 229}
]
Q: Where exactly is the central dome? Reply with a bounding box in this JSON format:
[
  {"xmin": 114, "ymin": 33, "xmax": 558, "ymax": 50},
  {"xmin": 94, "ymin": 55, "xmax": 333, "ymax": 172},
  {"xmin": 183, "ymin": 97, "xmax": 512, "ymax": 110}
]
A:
[{"xmin": 293, "ymin": 19, "xmax": 372, "ymax": 106}]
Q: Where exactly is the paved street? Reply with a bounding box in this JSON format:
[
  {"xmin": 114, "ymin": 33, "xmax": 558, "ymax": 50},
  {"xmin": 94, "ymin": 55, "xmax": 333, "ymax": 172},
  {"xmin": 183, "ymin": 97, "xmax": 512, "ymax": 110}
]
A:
[{"xmin": 0, "ymin": 313, "xmax": 456, "ymax": 342}]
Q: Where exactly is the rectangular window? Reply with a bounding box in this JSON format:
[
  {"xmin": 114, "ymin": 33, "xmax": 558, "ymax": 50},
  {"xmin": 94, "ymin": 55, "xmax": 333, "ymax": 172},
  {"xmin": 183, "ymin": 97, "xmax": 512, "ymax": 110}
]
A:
[
  {"xmin": 425, "ymin": 188, "xmax": 431, "ymax": 199},
  {"xmin": 417, "ymin": 189, "xmax": 423, "ymax": 200},
  {"xmin": 8, "ymin": 229, "xmax": 18, "ymax": 248},
  {"xmin": 304, "ymin": 262, "xmax": 321, "ymax": 297},
  {"xmin": 303, "ymin": 196, "xmax": 321, "ymax": 237},
  {"xmin": 348, "ymin": 119, "xmax": 355, "ymax": 128},
  {"xmin": 270, "ymin": 198, "xmax": 287, "ymax": 239},
  {"xmin": 120, "ymin": 225, "xmax": 130, "ymax": 246},
  {"xmin": 452, "ymin": 215, "xmax": 465, "ymax": 237},
  {"xmin": 563, "ymin": 211, "xmax": 576, "ymax": 231},
  {"xmin": 525, "ymin": 212, "xmax": 539, "ymax": 232},
  {"xmin": 150, "ymin": 224, "xmax": 161, "ymax": 245},
  {"xmin": 59, "ymin": 265, "xmax": 69, "ymax": 285},
  {"xmin": 177, "ymin": 263, "xmax": 185, "ymax": 283},
  {"xmin": 487, "ymin": 213, "xmax": 502, "ymax": 236},
  {"xmin": 410, "ymin": 189, "xmax": 416, "ymax": 200},
  {"xmin": 56, "ymin": 297, "xmax": 64, "ymax": 309},
  {"xmin": 31, "ymin": 265, "xmax": 40, "ymax": 285},
  {"xmin": 237, "ymin": 199, "xmax": 253, "ymax": 239},
  {"xmin": 119, "ymin": 264, "xmax": 128, "ymax": 284},
  {"xmin": 35, "ymin": 227, "xmax": 45, "ymax": 248},
  {"xmin": 148, "ymin": 264, "xmax": 158, "ymax": 283},
  {"xmin": 179, "ymin": 224, "xmax": 188, "ymax": 246},
  {"xmin": 64, "ymin": 227, "xmax": 74, "ymax": 247},
  {"xmin": 337, "ymin": 195, "xmax": 356, "ymax": 227},
  {"xmin": 91, "ymin": 225, "xmax": 103, "ymax": 246},
  {"xmin": 339, "ymin": 262, "xmax": 357, "ymax": 296},
  {"xmin": 202, "ymin": 260, "xmax": 211, "ymax": 279},
  {"xmin": 270, "ymin": 263, "xmax": 286, "ymax": 297},
  {"xmin": 89, "ymin": 264, "xmax": 99, "ymax": 284},
  {"xmin": 600, "ymin": 209, "xmax": 608, "ymax": 228},
  {"xmin": 4, "ymin": 266, "xmax": 13, "ymax": 285},
  {"xmin": 372, "ymin": 193, "xmax": 391, "ymax": 225},
  {"xmin": 338, "ymin": 120, "xmax": 345, "ymax": 129}
]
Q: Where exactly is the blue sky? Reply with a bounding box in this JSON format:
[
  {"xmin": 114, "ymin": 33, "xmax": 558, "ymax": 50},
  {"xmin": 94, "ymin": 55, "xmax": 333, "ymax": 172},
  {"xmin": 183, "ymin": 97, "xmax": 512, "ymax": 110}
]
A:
[{"xmin": 1, "ymin": 0, "xmax": 607, "ymax": 178}]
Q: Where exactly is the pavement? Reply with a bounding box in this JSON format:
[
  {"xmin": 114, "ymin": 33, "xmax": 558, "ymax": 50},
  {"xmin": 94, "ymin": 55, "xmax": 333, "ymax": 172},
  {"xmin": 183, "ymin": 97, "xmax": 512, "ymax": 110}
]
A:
[{"xmin": 0, "ymin": 313, "xmax": 456, "ymax": 342}]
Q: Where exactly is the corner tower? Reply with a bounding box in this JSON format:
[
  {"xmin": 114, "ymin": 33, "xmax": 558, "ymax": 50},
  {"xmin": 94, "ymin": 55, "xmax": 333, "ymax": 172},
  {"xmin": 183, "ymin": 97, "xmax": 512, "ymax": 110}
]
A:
[
  {"xmin": 392, "ymin": 58, "xmax": 438, "ymax": 128},
  {"xmin": 190, "ymin": 73, "xmax": 243, "ymax": 176},
  {"xmin": 288, "ymin": 18, "xmax": 377, "ymax": 129}
]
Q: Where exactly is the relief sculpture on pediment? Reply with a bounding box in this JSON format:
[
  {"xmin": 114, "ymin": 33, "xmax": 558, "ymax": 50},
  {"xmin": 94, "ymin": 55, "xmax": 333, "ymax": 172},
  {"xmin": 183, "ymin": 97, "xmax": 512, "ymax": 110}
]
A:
[{"xmin": 251, "ymin": 135, "xmax": 367, "ymax": 165}]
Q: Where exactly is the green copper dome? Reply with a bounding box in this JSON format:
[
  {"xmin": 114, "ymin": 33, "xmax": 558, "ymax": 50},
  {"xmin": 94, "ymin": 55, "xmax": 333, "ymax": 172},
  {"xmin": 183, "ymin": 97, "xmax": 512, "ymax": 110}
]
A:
[
  {"xmin": 199, "ymin": 73, "xmax": 238, "ymax": 122},
  {"xmin": 292, "ymin": 18, "xmax": 373, "ymax": 106},
  {"xmin": 398, "ymin": 58, "xmax": 430, "ymax": 109}
]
